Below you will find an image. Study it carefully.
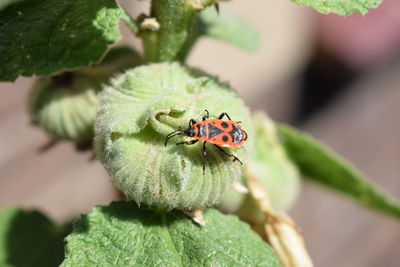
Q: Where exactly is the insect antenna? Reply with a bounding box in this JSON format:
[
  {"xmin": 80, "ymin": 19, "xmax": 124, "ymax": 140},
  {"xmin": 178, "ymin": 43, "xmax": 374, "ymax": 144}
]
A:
[
  {"xmin": 165, "ymin": 130, "xmax": 181, "ymax": 138},
  {"xmin": 164, "ymin": 132, "xmax": 183, "ymax": 146}
]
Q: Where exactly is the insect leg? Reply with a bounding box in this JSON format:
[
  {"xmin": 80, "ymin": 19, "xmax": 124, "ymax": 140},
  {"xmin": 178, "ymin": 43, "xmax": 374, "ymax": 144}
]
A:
[
  {"xmin": 203, "ymin": 109, "xmax": 210, "ymax": 121},
  {"xmin": 202, "ymin": 141, "xmax": 207, "ymax": 175},
  {"xmin": 176, "ymin": 139, "xmax": 199, "ymax": 146},
  {"xmin": 218, "ymin": 112, "xmax": 232, "ymax": 120},
  {"xmin": 39, "ymin": 140, "xmax": 57, "ymax": 152},
  {"xmin": 214, "ymin": 3, "xmax": 220, "ymax": 15},
  {"xmin": 214, "ymin": 145, "xmax": 243, "ymax": 164}
]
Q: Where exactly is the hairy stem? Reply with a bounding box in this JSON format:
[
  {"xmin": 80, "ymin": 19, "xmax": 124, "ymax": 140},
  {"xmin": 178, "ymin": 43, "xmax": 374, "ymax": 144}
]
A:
[{"xmin": 141, "ymin": 0, "xmax": 217, "ymax": 62}]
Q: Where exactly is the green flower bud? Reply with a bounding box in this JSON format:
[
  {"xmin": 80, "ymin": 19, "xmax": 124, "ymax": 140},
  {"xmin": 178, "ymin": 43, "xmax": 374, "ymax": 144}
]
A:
[
  {"xmin": 94, "ymin": 62, "xmax": 253, "ymax": 210},
  {"xmin": 28, "ymin": 47, "xmax": 141, "ymax": 149},
  {"xmin": 217, "ymin": 112, "xmax": 300, "ymax": 224}
]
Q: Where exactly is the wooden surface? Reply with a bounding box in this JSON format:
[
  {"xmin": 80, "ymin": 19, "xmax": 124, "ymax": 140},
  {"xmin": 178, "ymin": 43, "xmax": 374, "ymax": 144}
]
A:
[{"xmin": 290, "ymin": 60, "xmax": 400, "ymax": 267}]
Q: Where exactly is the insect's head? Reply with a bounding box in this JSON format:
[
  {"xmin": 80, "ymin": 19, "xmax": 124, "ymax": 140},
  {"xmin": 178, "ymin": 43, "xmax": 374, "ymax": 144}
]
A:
[
  {"xmin": 184, "ymin": 126, "xmax": 195, "ymax": 137},
  {"xmin": 165, "ymin": 123, "xmax": 196, "ymax": 146}
]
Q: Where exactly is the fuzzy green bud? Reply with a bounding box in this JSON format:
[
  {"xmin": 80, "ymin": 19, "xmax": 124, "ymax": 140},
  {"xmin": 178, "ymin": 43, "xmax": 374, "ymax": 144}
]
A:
[
  {"xmin": 94, "ymin": 63, "xmax": 253, "ymax": 210},
  {"xmin": 28, "ymin": 47, "xmax": 141, "ymax": 149},
  {"xmin": 218, "ymin": 112, "xmax": 300, "ymax": 224}
]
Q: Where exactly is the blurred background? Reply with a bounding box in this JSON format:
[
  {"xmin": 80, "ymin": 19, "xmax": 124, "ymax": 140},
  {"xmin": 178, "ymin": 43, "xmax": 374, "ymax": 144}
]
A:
[{"xmin": 1, "ymin": 0, "xmax": 399, "ymax": 266}]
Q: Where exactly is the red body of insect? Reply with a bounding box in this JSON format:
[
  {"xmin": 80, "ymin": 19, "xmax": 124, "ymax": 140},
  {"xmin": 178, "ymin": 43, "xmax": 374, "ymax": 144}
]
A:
[
  {"xmin": 191, "ymin": 119, "xmax": 247, "ymax": 147},
  {"xmin": 165, "ymin": 110, "xmax": 247, "ymax": 174}
]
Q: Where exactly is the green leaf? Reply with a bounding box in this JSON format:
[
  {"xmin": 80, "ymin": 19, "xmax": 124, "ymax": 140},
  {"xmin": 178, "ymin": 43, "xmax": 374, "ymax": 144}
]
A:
[
  {"xmin": 278, "ymin": 124, "xmax": 400, "ymax": 219},
  {"xmin": 62, "ymin": 201, "xmax": 281, "ymax": 267},
  {"xmin": 0, "ymin": 207, "xmax": 69, "ymax": 267},
  {"xmin": 0, "ymin": 0, "xmax": 124, "ymax": 81},
  {"xmin": 0, "ymin": 0, "xmax": 22, "ymax": 10},
  {"xmin": 291, "ymin": 0, "xmax": 382, "ymax": 16},
  {"xmin": 198, "ymin": 7, "xmax": 260, "ymax": 51}
]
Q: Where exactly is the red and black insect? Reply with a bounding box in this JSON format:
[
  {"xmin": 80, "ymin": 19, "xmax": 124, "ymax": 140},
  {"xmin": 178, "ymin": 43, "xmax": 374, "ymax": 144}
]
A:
[{"xmin": 165, "ymin": 110, "xmax": 247, "ymax": 174}]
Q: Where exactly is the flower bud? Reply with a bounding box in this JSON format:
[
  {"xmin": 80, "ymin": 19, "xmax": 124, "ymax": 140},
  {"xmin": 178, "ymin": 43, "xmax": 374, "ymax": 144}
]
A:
[
  {"xmin": 94, "ymin": 62, "xmax": 253, "ymax": 210},
  {"xmin": 28, "ymin": 47, "xmax": 140, "ymax": 149}
]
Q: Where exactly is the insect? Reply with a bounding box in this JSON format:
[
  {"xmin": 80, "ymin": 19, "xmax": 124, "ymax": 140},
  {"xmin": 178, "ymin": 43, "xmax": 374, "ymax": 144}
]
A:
[{"xmin": 165, "ymin": 110, "xmax": 247, "ymax": 174}]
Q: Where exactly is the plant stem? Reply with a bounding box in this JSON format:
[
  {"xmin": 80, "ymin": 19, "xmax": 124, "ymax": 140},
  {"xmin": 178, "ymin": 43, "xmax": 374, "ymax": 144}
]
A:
[{"xmin": 141, "ymin": 0, "xmax": 216, "ymax": 63}]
